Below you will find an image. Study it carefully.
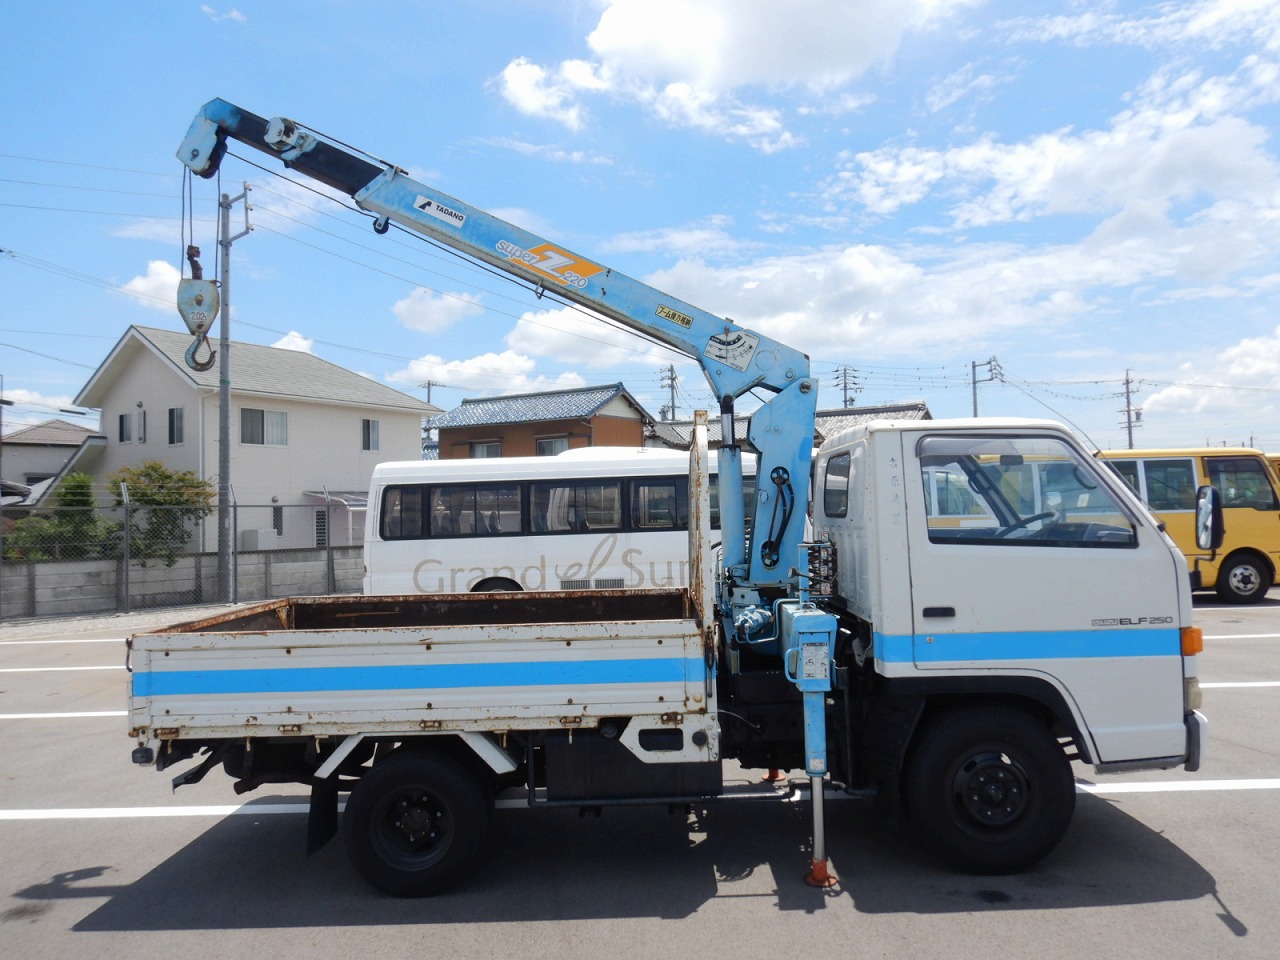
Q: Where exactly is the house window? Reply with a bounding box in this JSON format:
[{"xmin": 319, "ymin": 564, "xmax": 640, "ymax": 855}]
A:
[
  {"xmin": 470, "ymin": 440, "xmax": 501, "ymax": 458},
  {"xmin": 315, "ymin": 509, "xmax": 329, "ymax": 548},
  {"xmin": 118, "ymin": 414, "xmax": 132, "ymax": 443},
  {"xmin": 241, "ymin": 408, "xmax": 288, "ymax": 446},
  {"xmin": 272, "ymin": 506, "xmax": 284, "ymax": 536},
  {"xmin": 362, "ymin": 418, "xmax": 380, "ymax": 451},
  {"xmin": 168, "ymin": 407, "xmax": 184, "ymax": 445},
  {"xmin": 536, "ymin": 436, "xmax": 569, "ymax": 456},
  {"xmin": 136, "ymin": 410, "xmax": 146, "ymax": 444}
]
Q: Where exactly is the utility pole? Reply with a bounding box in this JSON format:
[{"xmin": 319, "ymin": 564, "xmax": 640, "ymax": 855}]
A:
[
  {"xmin": 971, "ymin": 356, "xmax": 1000, "ymax": 416},
  {"xmin": 1120, "ymin": 369, "xmax": 1142, "ymax": 449},
  {"xmin": 659, "ymin": 364, "xmax": 678, "ymax": 421},
  {"xmin": 835, "ymin": 366, "xmax": 861, "ymax": 408},
  {"xmin": 0, "ymin": 377, "xmax": 12, "ymax": 621},
  {"xmin": 216, "ymin": 185, "xmax": 252, "ymax": 603}
]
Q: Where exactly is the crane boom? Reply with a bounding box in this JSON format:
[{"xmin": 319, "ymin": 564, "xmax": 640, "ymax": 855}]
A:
[{"xmin": 177, "ymin": 98, "xmax": 820, "ymax": 592}]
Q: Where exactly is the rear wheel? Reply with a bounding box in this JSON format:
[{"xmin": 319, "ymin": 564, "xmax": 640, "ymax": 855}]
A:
[
  {"xmin": 344, "ymin": 750, "xmax": 489, "ymax": 896},
  {"xmin": 905, "ymin": 706, "xmax": 1075, "ymax": 874},
  {"xmin": 1216, "ymin": 553, "xmax": 1270, "ymax": 604},
  {"xmin": 472, "ymin": 577, "xmax": 523, "ymax": 593}
]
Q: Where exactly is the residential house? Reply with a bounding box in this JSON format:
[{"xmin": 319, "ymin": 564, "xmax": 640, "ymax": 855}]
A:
[
  {"xmin": 72, "ymin": 325, "xmax": 440, "ymax": 548},
  {"xmin": 428, "ymin": 383, "xmax": 653, "ymax": 459},
  {"xmin": 0, "ymin": 419, "xmax": 102, "ymax": 489}
]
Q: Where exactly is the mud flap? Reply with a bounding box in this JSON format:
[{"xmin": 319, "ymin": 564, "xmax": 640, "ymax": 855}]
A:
[{"xmin": 307, "ymin": 778, "xmax": 339, "ymax": 855}]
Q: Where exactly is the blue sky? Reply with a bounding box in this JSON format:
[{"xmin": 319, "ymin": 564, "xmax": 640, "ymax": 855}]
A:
[{"xmin": 4, "ymin": 0, "xmax": 1280, "ymax": 450}]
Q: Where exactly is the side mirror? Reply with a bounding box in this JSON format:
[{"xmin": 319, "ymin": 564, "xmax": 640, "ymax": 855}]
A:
[{"xmin": 1195, "ymin": 485, "xmax": 1225, "ymax": 551}]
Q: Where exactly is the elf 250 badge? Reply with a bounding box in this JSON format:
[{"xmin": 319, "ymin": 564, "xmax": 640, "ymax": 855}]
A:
[{"xmin": 1091, "ymin": 616, "xmax": 1174, "ymax": 626}]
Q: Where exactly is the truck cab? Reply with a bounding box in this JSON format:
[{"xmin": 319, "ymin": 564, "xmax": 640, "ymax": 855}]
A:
[{"xmin": 814, "ymin": 417, "xmax": 1199, "ymax": 772}]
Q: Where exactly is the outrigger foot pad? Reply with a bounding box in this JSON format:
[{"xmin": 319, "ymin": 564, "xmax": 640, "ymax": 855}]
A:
[{"xmin": 803, "ymin": 858, "xmax": 839, "ymax": 888}]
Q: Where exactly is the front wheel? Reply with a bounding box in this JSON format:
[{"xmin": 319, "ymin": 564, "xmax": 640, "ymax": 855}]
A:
[
  {"xmin": 1216, "ymin": 553, "xmax": 1270, "ymax": 604},
  {"xmin": 344, "ymin": 750, "xmax": 490, "ymax": 896},
  {"xmin": 904, "ymin": 706, "xmax": 1075, "ymax": 874}
]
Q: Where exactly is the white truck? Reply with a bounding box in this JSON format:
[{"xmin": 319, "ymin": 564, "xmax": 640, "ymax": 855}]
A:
[{"xmin": 129, "ymin": 100, "xmax": 1209, "ymax": 897}]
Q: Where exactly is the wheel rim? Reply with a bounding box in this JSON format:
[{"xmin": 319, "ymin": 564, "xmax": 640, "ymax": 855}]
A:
[
  {"xmin": 371, "ymin": 786, "xmax": 453, "ymax": 870},
  {"xmin": 952, "ymin": 750, "xmax": 1031, "ymax": 829},
  {"xmin": 1229, "ymin": 563, "xmax": 1261, "ymax": 596}
]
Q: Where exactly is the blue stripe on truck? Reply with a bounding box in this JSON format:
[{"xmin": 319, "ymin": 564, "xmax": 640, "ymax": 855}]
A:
[
  {"xmin": 133, "ymin": 656, "xmax": 704, "ymax": 698},
  {"xmin": 875, "ymin": 627, "xmax": 1180, "ymax": 664}
]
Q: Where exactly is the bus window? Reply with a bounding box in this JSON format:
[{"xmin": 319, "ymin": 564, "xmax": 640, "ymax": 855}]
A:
[
  {"xmin": 1206, "ymin": 456, "xmax": 1280, "ymax": 509},
  {"xmin": 633, "ymin": 478, "xmax": 688, "ymax": 530},
  {"xmin": 431, "ymin": 486, "xmax": 477, "ymax": 536},
  {"xmin": 476, "ymin": 484, "xmax": 521, "ymax": 534},
  {"xmin": 1108, "ymin": 460, "xmax": 1140, "ymax": 494},
  {"xmin": 532, "ymin": 479, "xmax": 622, "ymax": 532},
  {"xmin": 380, "ymin": 486, "xmax": 427, "ymax": 539},
  {"xmin": 365, "ymin": 449, "xmax": 756, "ymax": 595},
  {"xmin": 1141, "ymin": 459, "xmax": 1197, "ymax": 511}
]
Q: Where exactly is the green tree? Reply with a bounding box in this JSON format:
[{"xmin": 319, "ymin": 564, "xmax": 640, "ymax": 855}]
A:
[
  {"xmin": 110, "ymin": 462, "xmax": 215, "ymax": 566},
  {"xmin": 3, "ymin": 472, "xmax": 113, "ymax": 562}
]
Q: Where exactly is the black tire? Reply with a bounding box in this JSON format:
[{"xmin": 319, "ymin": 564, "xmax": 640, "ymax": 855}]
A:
[
  {"xmin": 904, "ymin": 706, "xmax": 1075, "ymax": 874},
  {"xmin": 472, "ymin": 578, "xmax": 523, "ymax": 593},
  {"xmin": 1216, "ymin": 553, "xmax": 1270, "ymax": 604},
  {"xmin": 344, "ymin": 750, "xmax": 489, "ymax": 896}
]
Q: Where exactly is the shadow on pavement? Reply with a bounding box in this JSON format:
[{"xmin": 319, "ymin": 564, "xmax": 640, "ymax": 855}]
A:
[{"xmin": 5, "ymin": 788, "xmax": 1219, "ymax": 930}]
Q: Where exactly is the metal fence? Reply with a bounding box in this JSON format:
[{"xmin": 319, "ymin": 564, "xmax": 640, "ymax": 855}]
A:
[{"xmin": 0, "ymin": 503, "xmax": 364, "ymax": 621}]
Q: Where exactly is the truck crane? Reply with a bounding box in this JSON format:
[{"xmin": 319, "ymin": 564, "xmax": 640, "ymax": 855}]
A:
[{"xmin": 124, "ymin": 99, "xmax": 1206, "ymax": 897}]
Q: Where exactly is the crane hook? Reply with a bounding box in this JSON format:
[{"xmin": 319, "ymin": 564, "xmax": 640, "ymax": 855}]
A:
[{"xmin": 185, "ymin": 334, "xmax": 217, "ymax": 372}]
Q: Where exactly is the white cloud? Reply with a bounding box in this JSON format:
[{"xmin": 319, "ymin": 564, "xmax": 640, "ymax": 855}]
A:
[
  {"xmin": 504, "ymin": 305, "xmax": 673, "ymax": 370},
  {"xmin": 495, "ymin": 0, "xmax": 979, "ymax": 148},
  {"xmin": 796, "ymin": 92, "xmax": 876, "ymax": 117},
  {"xmin": 1143, "ymin": 324, "xmax": 1280, "ymax": 431},
  {"xmin": 388, "ymin": 349, "xmax": 588, "ymax": 396},
  {"xmin": 586, "ymin": 0, "xmax": 978, "ymax": 93},
  {"xmin": 250, "ymin": 177, "xmax": 353, "ymax": 233},
  {"xmin": 271, "ymin": 331, "xmax": 314, "ymax": 353},
  {"xmin": 603, "ymin": 215, "xmax": 745, "ymax": 259},
  {"xmin": 111, "ymin": 220, "xmax": 184, "ymax": 244},
  {"xmin": 484, "ymin": 137, "xmax": 614, "ymax": 165},
  {"xmin": 201, "ymin": 5, "xmax": 245, "ymax": 24},
  {"xmin": 392, "ymin": 288, "xmax": 484, "ymax": 333},
  {"xmin": 824, "ymin": 56, "xmax": 1280, "ymax": 229},
  {"xmin": 924, "ymin": 62, "xmax": 1004, "ymax": 113},
  {"xmin": 495, "ymin": 57, "xmax": 589, "ymax": 131},
  {"xmin": 121, "ymin": 260, "xmax": 180, "ymax": 310},
  {"xmin": 1001, "ymin": 0, "xmax": 1280, "ymax": 51}
]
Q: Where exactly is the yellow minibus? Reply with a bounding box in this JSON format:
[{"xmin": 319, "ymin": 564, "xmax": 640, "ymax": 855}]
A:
[{"xmin": 1099, "ymin": 448, "xmax": 1280, "ymax": 603}]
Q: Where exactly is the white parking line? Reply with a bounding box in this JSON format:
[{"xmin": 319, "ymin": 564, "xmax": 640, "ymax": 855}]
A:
[
  {"xmin": 0, "ymin": 665, "xmax": 123, "ymax": 673},
  {"xmin": 0, "ymin": 638, "xmax": 125, "ymax": 646},
  {"xmin": 1204, "ymin": 633, "xmax": 1280, "ymax": 640},
  {"xmin": 1079, "ymin": 779, "xmax": 1280, "ymax": 794},
  {"xmin": 2, "ymin": 779, "xmax": 1279, "ymax": 821},
  {"xmin": 1202, "ymin": 681, "xmax": 1280, "ymax": 688},
  {"xmin": 0, "ymin": 711, "xmax": 127, "ymax": 720}
]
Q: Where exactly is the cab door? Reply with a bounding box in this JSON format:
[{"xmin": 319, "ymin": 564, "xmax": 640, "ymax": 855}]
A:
[{"xmin": 902, "ymin": 429, "xmax": 1189, "ymax": 764}]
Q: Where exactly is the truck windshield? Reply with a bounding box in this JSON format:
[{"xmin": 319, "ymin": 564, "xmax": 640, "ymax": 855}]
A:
[{"xmin": 918, "ymin": 435, "xmax": 1137, "ymax": 547}]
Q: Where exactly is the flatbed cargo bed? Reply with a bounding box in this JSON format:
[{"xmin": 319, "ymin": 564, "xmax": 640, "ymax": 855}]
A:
[{"xmin": 128, "ymin": 589, "xmax": 710, "ymax": 746}]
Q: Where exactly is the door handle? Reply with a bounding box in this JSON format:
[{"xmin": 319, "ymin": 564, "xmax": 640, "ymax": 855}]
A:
[{"xmin": 922, "ymin": 606, "xmax": 955, "ymax": 618}]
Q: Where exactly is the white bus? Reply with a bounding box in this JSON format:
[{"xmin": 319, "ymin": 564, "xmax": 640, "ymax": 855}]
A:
[{"xmin": 364, "ymin": 447, "xmax": 756, "ymax": 594}]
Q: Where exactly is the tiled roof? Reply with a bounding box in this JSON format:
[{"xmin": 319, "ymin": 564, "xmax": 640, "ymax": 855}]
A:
[
  {"xmin": 76, "ymin": 326, "xmax": 441, "ymax": 415},
  {"xmin": 429, "ymin": 383, "xmax": 651, "ymax": 429},
  {"xmin": 811, "ymin": 401, "xmax": 931, "ymax": 441},
  {"xmin": 2, "ymin": 419, "xmax": 101, "ymax": 446}
]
